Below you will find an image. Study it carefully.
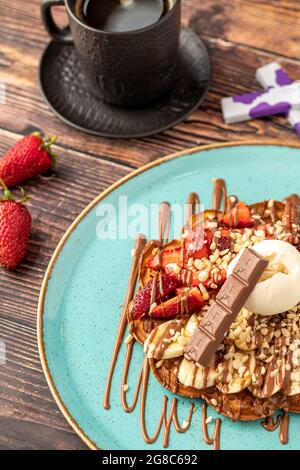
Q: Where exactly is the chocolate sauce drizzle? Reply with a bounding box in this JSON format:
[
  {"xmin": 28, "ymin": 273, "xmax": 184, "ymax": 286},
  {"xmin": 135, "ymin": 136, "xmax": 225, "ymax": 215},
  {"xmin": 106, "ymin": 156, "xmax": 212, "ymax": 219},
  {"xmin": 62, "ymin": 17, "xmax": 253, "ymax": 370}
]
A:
[
  {"xmin": 261, "ymin": 412, "xmax": 289, "ymax": 445},
  {"xmin": 185, "ymin": 192, "xmax": 201, "ymax": 222},
  {"xmin": 213, "ymin": 178, "xmax": 227, "ymax": 213},
  {"xmin": 201, "ymin": 403, "xmax": 222, "ymax": 450},
  {"xmin": 103, "ymin": 234, "xmax": 146, "ymax": 410}
]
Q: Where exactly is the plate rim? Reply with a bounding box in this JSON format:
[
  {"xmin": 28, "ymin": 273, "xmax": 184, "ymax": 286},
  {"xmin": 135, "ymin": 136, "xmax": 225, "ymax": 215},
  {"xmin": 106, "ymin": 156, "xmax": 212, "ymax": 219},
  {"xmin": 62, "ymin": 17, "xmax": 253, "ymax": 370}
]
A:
[{"xmin": 37, "ymin": 139, "xmax": 300, "ymax": 450}]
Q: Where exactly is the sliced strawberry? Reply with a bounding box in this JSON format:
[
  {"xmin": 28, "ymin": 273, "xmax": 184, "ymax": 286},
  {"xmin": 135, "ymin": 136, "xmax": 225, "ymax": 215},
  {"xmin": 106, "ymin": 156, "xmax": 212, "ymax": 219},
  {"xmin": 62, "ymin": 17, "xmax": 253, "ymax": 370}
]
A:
[
  {"xmin": 147, "ymin": 231, "xmax": 212, "ymax": 271},
  {"xmin": 222, "ymin": 202, "xmax": 253, "ymax": 228},
  {"xmin": 186, "ymin": 242, "xmax": 210, "ymax": 260},
  {"xmin": 130, "ymin": 272, "xmax": 181, "ymax": 320},
  {"xmin": 150, "ymin": 288, "xmax": 205, "ymax": 320},
  {"xmin": 184, "ymin": 227, "xmax": 213, "ymax": 258},
  {"xmin": 147, "ymin": 246, "xmax": 182, "ymax": 269}
]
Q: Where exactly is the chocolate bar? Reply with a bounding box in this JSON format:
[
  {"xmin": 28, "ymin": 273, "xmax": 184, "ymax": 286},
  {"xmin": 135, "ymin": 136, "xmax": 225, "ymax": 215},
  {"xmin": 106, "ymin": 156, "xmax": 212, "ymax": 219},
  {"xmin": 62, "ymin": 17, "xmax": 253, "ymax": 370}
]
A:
[
  {"xmin": 184, "ymin": 248, "xmax": 268, "ymax": 367},
  {"xmin": 255, "ymin": 62, "xmax": 300, "ymax": 135},
  {"xmin": 221, "ymin": 82, "xmax": 300, "ymax": 124}
]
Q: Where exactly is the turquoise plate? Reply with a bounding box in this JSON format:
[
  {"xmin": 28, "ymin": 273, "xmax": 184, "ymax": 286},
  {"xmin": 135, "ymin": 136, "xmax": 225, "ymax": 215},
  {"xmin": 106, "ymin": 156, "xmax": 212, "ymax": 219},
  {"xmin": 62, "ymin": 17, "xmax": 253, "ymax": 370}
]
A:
[{"xmin": 38, "ymin": 142, "xmax": 300, "ymax": 450}]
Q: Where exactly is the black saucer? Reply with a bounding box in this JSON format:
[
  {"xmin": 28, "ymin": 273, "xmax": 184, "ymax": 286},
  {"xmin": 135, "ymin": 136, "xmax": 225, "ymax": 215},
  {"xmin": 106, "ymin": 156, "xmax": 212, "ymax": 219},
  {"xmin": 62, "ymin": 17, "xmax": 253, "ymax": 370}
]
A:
[{"xmin": 39, "ymin": 27, "xmax": 211, "ymax": 139}]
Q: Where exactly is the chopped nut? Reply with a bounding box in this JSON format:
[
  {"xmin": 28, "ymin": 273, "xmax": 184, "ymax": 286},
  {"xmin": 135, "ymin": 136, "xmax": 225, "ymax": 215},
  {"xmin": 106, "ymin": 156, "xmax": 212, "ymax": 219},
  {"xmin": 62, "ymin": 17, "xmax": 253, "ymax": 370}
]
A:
[
  {"xmin": 233, "ymin": 243, "xmax": 241, "ymax": 253},
  {"xmin": 198, "ymin": 283, "xmax": 209, "ymax": 301},
  {"xmin": 122, "ymin": 384, "xmax": 129, "ymax": 392},
  {"xmin": 265, "ymin": 355, "xmax": 274, "ymax": 363},
  {"xmin": 233, "ymin": 359, "xmax": 242, "ymax": 370},
  {"xmin": 234, "ymin": 326, "xmax": 242, "ymax": 338},
  {"xmin": 194, "ymin": 259, "xmax": 205, "ymax": 271},
  {"xmin": 270, "ymin": 369, "xmax": 279, "ymax": 378},
  {"xmin": 125, "ymin": 334, "xmax": 134, "ymax": 345},
  {"xmin": 205, "ymin": 416, "xmax": 213, "ymax": 424},
  {"xmin": 182, "ymin": 419, "xmax": 189, "ymax": 429},
  {"xmin": 155, "ymin": 360, "xmax": 163, "ymax": 369},
  {"xmin": 255, "ymin": 229, "xmax": 265, "ymax": 238},
  {"xmin": 224, "ymin": 352, "xmax": 233, "ymax": 360},
  {"xmin": 207, "ymin": 222, "xmax": 218, "ymax": 229},
  {"xmin": 211, "ymin": 399, "xmax": 218, "ymax": 407},
  {"xmin": 198, "ymin": 270, "xmax": 209, "ymax": 282}
]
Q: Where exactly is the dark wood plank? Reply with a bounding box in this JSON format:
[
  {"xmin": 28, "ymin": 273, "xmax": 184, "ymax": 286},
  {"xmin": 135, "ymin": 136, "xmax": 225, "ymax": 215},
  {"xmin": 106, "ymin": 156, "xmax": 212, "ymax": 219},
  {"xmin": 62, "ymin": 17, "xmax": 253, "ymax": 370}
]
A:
[
  {"xmin": 0, "ymin": 319, "xmax": 87, "ymax": 450},
  {"xmin": 183, "ymin": 0, "xmax": 300, "ymax": 60}
]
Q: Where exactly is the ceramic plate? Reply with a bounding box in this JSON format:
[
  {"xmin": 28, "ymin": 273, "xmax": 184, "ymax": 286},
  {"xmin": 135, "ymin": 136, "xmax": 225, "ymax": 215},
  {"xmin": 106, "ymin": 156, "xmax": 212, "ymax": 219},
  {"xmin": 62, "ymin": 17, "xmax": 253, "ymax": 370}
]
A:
[{"xmin": 38, "ymin": 142, "xmax": 300, "ymax": 450}]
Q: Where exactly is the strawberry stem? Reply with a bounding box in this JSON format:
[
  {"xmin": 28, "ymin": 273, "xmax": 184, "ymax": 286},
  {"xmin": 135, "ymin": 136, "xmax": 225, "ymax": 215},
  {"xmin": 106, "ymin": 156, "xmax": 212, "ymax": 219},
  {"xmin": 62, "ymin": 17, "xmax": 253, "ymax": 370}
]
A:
[
  {"xmin": 0, "ymin": 178, "xmax": 14, "ymax": 201},
  {"xmin": 18, "ymin": 187, "xmax": 30, "ymax": 204},
  {"xmin": 41, "ymin": 135, "xmax": 58, "ymax": 167},
  {"xmin": 43, "ymin": 135, "xmax": 57, "ymax": 148},
  {"xmin": 31, "ymin": 131, "xmax": 42, "ymax": 138},
  {"xmin": 0, "ymin": 179, "xmax": 29, "ymax": 203}
]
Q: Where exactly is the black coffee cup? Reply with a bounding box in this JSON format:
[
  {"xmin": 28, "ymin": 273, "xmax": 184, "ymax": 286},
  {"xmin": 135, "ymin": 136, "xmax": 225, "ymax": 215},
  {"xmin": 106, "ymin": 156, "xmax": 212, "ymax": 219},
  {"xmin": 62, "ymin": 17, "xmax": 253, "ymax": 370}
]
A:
[{"xmin": 41, "ymin": 0, "xmax": 181, "ymax": 107}]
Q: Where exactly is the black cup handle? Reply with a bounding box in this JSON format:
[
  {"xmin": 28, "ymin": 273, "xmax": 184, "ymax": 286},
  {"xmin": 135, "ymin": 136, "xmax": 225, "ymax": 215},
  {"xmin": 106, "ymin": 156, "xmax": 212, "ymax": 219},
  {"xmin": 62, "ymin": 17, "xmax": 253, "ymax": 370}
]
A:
[{"xmin": 41, "ymin": 0, "xmax": 73, "ymax": 43}]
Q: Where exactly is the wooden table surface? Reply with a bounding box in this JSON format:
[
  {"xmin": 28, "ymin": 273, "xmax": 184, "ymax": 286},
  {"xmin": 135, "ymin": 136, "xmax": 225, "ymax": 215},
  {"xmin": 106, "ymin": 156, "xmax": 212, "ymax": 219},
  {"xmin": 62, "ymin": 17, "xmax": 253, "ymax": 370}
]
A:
[{"xmin": 0, "ymin": 0, "xmax": 300, "ymax": 450}]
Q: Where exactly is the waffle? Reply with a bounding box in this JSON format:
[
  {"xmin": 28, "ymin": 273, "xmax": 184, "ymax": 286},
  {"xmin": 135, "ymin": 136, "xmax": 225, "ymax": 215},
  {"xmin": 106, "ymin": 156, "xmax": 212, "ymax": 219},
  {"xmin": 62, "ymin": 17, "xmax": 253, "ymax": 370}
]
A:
[{"xmin": 128, "ymin": 191, "xmax": 300, "ymax": 420}]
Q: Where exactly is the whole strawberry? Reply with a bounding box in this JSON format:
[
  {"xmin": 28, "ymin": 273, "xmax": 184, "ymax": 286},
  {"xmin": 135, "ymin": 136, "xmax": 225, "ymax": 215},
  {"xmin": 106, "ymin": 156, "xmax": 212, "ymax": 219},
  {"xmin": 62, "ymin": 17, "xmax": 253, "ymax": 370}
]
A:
[
  {"xmin": 0, "ymin": 132, "xmax": 57, "ymax": 187},
  {"xmin": 0, "ymin": 179, "xmax": 32, "ymax": 270}
]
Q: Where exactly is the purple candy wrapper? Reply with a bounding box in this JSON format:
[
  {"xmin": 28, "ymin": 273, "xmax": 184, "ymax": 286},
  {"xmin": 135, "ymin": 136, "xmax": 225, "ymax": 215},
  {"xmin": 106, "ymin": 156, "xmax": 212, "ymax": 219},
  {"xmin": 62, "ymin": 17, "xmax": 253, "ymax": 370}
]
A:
[
  {"xmin": 256, "ymin": 62, "xmax": 300, "ymax": 135},
  {"xmin": 221, "ymin": 83, "xmax": 300, "ymax": 124}
]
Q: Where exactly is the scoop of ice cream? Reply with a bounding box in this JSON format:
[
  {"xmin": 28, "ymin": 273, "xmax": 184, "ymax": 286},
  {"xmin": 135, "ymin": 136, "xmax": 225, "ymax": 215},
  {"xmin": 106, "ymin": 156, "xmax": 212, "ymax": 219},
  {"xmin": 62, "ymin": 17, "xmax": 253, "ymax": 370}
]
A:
[{"xmin": 227, "ymin": 240, "xmax": 300, "ymax": 316}]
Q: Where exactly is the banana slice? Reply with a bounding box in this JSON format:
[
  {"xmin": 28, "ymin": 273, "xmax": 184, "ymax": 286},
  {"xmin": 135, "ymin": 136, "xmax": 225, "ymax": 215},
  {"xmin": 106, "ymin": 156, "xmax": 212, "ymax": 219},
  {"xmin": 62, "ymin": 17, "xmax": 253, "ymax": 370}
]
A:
[
  {"xmin": 145, "ymin": 314, "xmax": 201, "ymax": 360},
  {"xmin": 178, "ymin": 356, "xmax": 218, "ymax": 390},
  {"xmin": 217, "ymin": 350, "xmax": 256, "ymax": 394},
  {"xmin": 288, "ymin": 369, "xmax": 300, "ymax": 395}
]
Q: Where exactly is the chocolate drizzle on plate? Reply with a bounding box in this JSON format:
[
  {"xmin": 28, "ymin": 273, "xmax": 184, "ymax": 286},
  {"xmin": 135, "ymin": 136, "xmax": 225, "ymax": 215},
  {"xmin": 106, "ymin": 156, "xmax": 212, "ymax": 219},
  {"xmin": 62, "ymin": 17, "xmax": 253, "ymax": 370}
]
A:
[
  {"xmin": 261, "ymin": 411, "xmax": 289, "ymax": 445},
  {"xmin": 201, "ymin": 403, "xmax": 221, "ymax": 450},
  {"xmin": 212, "ymin": 178, "xmax": 227, "ymax": 213},
  {"xmin": 103, "ymin": 235, "xmax": 146, "ymax": 410}
]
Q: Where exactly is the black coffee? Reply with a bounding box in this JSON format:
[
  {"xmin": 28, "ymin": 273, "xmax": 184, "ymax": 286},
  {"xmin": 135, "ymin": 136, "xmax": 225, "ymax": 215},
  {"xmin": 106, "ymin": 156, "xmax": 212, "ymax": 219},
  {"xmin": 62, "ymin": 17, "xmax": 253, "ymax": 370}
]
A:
[{"xmin": 75, "ymin": 0, "xmax": 170, "ymax": 32}]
